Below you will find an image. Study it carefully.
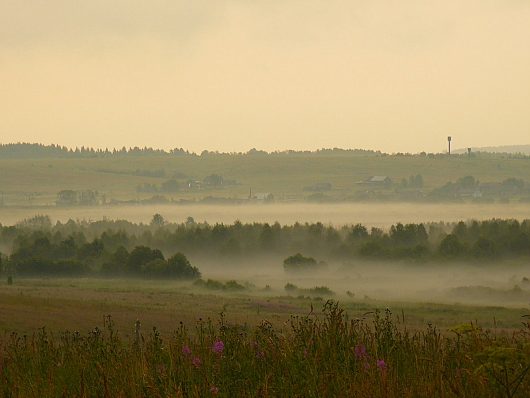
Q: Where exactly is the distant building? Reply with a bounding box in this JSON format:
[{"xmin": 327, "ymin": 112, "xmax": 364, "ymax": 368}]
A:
[
  {"xmin": 187, "ymin": 180, "xmax": 203, "ymax": 189},
  {"xmin": 252, "ymin": 193, "xmax": 274, "ymax": 202},
  {"xmin": 358, "ymin": 176, "xmax": 393, "ymax": 186},
  {"xmin": 78, "ymin": 190, "xmax": 99, "ymax": 205},
  {"xmin": 56, "ymin": 189, "xmax": 99, "ymax": 206},
  {"xmin": 56, "ymin": 190, "xmax": 78, "ymax": 206}
]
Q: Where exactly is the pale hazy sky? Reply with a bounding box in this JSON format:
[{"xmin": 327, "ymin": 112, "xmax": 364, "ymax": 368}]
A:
[{"xmin": 1, "ymin": 1, "xmax": 529, "ymax": 153}]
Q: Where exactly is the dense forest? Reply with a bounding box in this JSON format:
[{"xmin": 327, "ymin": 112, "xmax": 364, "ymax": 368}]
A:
[{"xmin": 1, "ymin": 216, "xmax": 530, "ymax": 277}]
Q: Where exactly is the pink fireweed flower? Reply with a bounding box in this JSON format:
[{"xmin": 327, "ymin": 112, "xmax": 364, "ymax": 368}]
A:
[
  {"xmin": 210, "ymin": 386, "xmax": 219, "ymax": 395},
  {"xmin": 377, "ymin": 359, "xmax": 387, "ymax": 371},
  {"xmin": 212, "ymin": 340, "xmax": 225, "ymax": 354},
  {"xmin": 182, "ymin": 345, "xmax": 192, "ymax": 355},
  {"xmin": 192, "ymin": 356, "xmax": 202, "ymax": 368},
  {"xmin": 354, "ymin": 344, "xmax": 367, "ymax": 359}
]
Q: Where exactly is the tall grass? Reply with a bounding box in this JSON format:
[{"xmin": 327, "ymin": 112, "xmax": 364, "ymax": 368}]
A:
[{"xmin": 1, "ymin": 302, "xmax": 529, "ymax": 397}]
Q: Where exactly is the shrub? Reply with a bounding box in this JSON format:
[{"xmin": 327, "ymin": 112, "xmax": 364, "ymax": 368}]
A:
[
  {"xmin": 284, "ymin": 283, "xmax": 298, "ymax": 292},
  {"xmin": 166, "ymin": 253, "xmax": 201, "ymax": 279},
  {"xmin": 283, "ymin": 253, "xmax": 319, "ymax": 273},
  {"xmin": 126, "ymin": 246, "xmax": 164, "ymax": 274},
  {"xmin": 308, "ymin": 286, "xmax": 335, "ymax": 296}
]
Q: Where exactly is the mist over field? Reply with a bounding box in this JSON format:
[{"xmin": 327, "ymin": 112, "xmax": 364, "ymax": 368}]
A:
[
  {"xmin": 1, "ymin": 202, "xmax": 530, "ymax": 227},
  {"xmin": 2, "ymin": 210, "xmax": 530, "ymax": 310},
  {"xmin": 197, "ymin": 257, "xmax": 530, "ymax": 308}
]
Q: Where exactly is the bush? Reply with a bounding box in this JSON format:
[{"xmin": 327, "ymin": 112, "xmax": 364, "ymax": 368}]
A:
[
  {"xmin": 284, "ymin": 283, "xmax": 298, "ymax": 292},
  {"xmin": 283, "ymin": 253, "xmax": 319, "ymax": 273},
  {"xmin": 126, "ymin": 246, "xmax": 164, "ymax": 274},
  {"xmin": 224, "ymin": 280, "xmax": 246, "ymax": 291},
  {"xmin": 308, "ymin": 286, "xmax": 335, "ymax": 296},
  {"xmin": 166, "ymin": 253, "xmax": 201, "ymax": 279},
  {"xmin": 141, "ymin": 259, "xmax": 168, "ymax": 276},
  {"xmin": 194, "ymin": 278, "xmax": 247, "ymax": 292}
]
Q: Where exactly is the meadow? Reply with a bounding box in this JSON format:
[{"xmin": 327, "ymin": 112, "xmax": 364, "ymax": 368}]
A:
[
  {"xmin": 1, "ymin": 277, "xmax": 528, "ymax": 335},
  {"xmin": 2, "ymin": 149, "xmax": 530, "ymax": 206},
  {"xmin": 1, "ymin": 282, "xmax": 530, "ymax": 397}
]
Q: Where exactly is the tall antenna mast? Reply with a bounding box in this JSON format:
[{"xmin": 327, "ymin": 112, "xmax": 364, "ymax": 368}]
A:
[{"xmin": 447, "ymin": 136, "xmax": 452, "ymax": 155}]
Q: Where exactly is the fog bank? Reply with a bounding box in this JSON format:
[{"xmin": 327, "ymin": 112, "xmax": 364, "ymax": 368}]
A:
[{"xmin": 1, "ymin": 203, "xmax": 530, "ymax": 227}]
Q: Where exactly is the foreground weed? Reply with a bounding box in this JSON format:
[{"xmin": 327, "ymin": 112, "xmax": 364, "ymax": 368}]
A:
[{"xmin": 1, "ymin": 301, "xmax": 529, "ymax": 397}]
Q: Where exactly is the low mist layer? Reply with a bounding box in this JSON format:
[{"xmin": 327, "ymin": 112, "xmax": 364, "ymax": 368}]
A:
[
  {"xmin": 2, "ymin": 202, "xmax": 530, "ymax": 227},
  {"xmin": 2, "ymin": 215, "xmax": 530, "ymax": 308}
]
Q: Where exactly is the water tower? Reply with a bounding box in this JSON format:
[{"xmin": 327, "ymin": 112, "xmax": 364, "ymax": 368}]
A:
[{"xmin": 447, "ymin": 136, "xmax": 452, "ymax": 155}]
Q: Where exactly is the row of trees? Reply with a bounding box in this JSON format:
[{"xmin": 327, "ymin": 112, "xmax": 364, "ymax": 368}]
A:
[
  {"xmin": 0, "ymin": 143, "xmax": 382, "ymax": 159},
  {"xmin": 7, "ymin": 142, "xmax": 530, "ymax": 159},
  {"xmin": 3, "ymin": 216, "xmax": 530, "ymax": 266},
  {"xmin": 2, "ymin": 234, "xmax": 200, "ymax": 278},
  {"xmin": 136, "ymin": 174, "xmax": 233, "ymax": 194},
  {"xmin": 0, "ymin": 143, "xmax": 190, "ymax": 158}
]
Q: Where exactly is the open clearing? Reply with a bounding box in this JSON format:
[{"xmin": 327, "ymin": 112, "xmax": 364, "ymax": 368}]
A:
[{"xmin": 0, "ymin": 278, "xmax": 528, "ymax": 337}]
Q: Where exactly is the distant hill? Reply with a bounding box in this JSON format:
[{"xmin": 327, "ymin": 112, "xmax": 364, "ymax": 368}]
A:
[{"xmin": 454, "ymin": 145, "xmax": 530, "ymax": 155}]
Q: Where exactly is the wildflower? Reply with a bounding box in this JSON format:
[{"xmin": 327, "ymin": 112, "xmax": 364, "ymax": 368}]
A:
[
  {"xmin": 212, "ymin": 340, "xmax": 224, "ymax": 354},
  {"xmin": 376, "ymin": 359, "xmax": 387, "ymax": 371},
  {"xmin": 182, "ymin": 345, "xmax": 192, "ymax": 355},
  {"xmin": 354, "ymin": 344, "xmax": 367, "ymax": 359},
  {"xmin": 192, "ymin": 356, "xmax": 202, "ymax": 368},
  {"xmin": 210, "ymin": 386, "xmax": 219, "ymax": 395}
]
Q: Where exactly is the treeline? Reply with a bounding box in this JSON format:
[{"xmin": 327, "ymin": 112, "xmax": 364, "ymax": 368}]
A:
[
  {"xmin": 0, "ymin": 143, "xmax": 381, "ymax": 158},
  {"xmin": 1, "ymin": 216, "xmax": 530, "ymax": 278},
  {"xmin": 0, "ymin": 143, "xmax": 190, "ymax": 158},
  {"xmin": 1, "ymin": 225, "xmax": 200, "ymax": 278},
  {"xmin": 3, "ymin": 142, "xmax": 529, "ymax": 160}
]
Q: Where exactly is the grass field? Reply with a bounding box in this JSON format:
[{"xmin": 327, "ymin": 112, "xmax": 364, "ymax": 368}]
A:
[
  {"xmin": 0, "ymin": 277, "xmax": 528, "ymax": 336},
  {"xmin": 2, "ymin": 153, "xmax": 530, "ymax": 206},
  {"xmin": 2, "ymin": 277, "xmax": 530, "ymax": 397}
]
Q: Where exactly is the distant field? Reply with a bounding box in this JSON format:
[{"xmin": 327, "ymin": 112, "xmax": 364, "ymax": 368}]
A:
[
  {"xmin": 1, "ymin": 153, "xmax": 530, "ymax": 205},
  {"xmin": 0, "ymin": 278, "xmax": 527, "ymax": 336},
  {"xmin": 1, "ymin": 202, "xmax": 530, "ymax": 227}
]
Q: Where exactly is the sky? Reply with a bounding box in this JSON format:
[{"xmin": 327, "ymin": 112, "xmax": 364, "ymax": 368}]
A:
[{"xmin": 1, "ymin": 0, "xmax": 529, "ymax": 153}]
